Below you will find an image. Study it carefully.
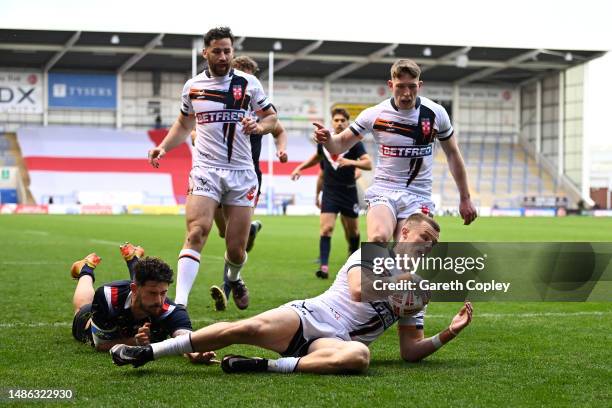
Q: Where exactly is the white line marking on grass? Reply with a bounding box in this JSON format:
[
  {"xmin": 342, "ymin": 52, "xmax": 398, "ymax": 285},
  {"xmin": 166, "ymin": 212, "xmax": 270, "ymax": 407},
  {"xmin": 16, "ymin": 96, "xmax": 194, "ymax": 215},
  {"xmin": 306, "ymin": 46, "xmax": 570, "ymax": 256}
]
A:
[
  {"xmin": 89, "ymin": 239, "xmax": 121, "ymax": 246},
  {"xmin": 24, "ymin": 230, "xmax": 49, "ymax": 236},
  {"xmin": 0, "ymin": 312, "xmax": 608, "ymax": 329}
]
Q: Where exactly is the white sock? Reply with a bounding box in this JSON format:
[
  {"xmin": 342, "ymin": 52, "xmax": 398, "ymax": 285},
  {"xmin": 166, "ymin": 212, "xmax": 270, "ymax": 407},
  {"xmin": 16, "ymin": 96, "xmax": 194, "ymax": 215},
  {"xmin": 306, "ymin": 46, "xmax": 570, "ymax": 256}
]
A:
[
  {"xmin": 151, "ymin": 333, "xmax": 194, "ymax": 359},
  {"xmin": 267, "ymin": 357, "xmax": 300, "ymax": 373},
  {"xmin": 175, "ymin": 249, "xmax": 201, "ymax": 306},
  {"xmin": 225, "ymin": 252, "xmax": 247, "ymax": 282}
]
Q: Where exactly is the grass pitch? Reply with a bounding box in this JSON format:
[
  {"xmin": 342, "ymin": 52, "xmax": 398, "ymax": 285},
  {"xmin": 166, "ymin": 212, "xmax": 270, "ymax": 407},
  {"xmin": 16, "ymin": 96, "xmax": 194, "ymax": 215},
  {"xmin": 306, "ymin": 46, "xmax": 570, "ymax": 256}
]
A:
[{"xmin": 0, "ymin": 215, "xmax": 610, "ymax": 407}]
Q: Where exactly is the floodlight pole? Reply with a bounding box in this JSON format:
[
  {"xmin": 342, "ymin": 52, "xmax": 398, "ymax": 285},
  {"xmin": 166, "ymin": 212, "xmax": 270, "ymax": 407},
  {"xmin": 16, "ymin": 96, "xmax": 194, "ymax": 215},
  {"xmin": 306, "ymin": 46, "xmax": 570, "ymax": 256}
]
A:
[
  {"xmin": 323, "ymin": 80, "xmax": 330, "ymax": 129},
  {"xmin": 267, "ymin": 51, "xmax": 275, "ymax": 215},
  {"xmin": 535, "ymin": 80, "xmax": 542, "ymax": 162},
  {"xmin": 191, "ymin": 38, "xmax": 201, "ymax": 77},
  {"xmin": 116, "ymin": 73, "xmax": 122, "ymax": 129}
]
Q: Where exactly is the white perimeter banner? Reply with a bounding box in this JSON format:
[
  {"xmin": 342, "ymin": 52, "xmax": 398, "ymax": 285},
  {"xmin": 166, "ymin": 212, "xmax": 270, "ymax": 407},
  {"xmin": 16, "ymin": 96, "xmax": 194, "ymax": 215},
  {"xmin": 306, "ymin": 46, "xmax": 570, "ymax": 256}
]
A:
[{"xmin": 0, "ymin": 70, "xmax": 43, "ymax": 114}]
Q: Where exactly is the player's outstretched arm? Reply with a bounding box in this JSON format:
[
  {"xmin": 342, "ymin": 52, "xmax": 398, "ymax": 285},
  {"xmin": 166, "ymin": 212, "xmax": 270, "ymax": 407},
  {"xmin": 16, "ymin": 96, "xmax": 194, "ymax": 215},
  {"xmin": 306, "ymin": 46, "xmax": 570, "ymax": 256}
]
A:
[
  {"xmin": 439, "ymin": 137, "xmax": 477, "ymax": 225},
  {"xmin": 312, "ymin": 123, "xmax": 361, "ymax": 154},
  {"xmin": 291, "ymin": 153, "xmax": 322, "ymax": 181},
  {"xmin": 338, "ymin": 153, "xmax": 373, "ymax": 170},
  {"xmin": 398, "ymin": 302, "xmax": 473, "ymax": 362},
  {"xmin": 148, "ymin": 113, "xmax": 195, "ymax": 168}
]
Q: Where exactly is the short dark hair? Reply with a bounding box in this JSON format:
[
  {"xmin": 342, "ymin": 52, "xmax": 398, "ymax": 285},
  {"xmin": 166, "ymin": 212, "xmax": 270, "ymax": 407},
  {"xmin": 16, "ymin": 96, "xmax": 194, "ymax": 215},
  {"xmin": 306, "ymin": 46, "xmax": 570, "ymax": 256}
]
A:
[
  {"xmin": 331, "ymin": 107, "xmax": 350, "ymax": 120},
  {"xmin": 133, "ymin": 256, "xmax": 174, "ymax": 286},
  {"xmin": 204, "ymin": 26, "xmax": 234, "ymax": 47},
  {"xmin": 232, "ymin": 56, "xmax": 259, "ymax": 75}
]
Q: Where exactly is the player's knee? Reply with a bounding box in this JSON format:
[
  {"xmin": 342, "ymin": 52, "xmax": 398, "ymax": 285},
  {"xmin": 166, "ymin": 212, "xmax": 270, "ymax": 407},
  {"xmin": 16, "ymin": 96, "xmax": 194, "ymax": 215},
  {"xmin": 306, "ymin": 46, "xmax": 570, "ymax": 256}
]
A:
[
  {"xmin": 334, "ymin": 343, "xmax": 370, "ymax": 373},
  {"xmin": 321, "ymin": 225, "xmax": 334, "ymax": 236},
  {"xmin": 349, "ymin": 343, "xmax": 370, "ymax": 372},
  {"xmin": 226, "ymin": 245, "xmax": 245, "ymax": 264},
  {"xmin": 369, "ymin": 231, "xmax": 388, "ymax": 242},
  {"xmin": 187, "ymin": 224, "xmax": 210, "ymax": 246}
]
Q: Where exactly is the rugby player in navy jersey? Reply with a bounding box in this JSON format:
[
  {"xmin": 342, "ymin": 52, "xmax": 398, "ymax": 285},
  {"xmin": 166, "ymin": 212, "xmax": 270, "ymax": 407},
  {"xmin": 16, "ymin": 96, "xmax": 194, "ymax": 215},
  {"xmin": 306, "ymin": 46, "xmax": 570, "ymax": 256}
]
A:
[
  {"xmin": 70, "ymin": 243, "xmax": 215, "ymax": 364},
  {"xmin": 291, "ymin": 108, "xmax": 371, "ymax": 278}
]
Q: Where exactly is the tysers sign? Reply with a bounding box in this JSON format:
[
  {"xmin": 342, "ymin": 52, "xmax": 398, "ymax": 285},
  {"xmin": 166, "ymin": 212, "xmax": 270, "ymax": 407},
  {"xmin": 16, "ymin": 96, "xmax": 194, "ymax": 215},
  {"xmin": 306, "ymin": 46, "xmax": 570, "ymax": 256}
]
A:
[{"xmin": 48, "ymin": 73, "xmax": 117, "ymax": 109}]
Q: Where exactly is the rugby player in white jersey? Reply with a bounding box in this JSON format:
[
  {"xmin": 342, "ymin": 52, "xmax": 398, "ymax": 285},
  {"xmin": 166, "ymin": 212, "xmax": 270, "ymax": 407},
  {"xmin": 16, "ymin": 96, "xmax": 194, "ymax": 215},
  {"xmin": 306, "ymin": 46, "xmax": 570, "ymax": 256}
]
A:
[
  {"xmin": 111, "ymin": 213, "xmax": 473, "ymax": 374},
  {"xmin": 314, "ymin": 59, "xmax": 477, "ymax": 242},
  {"xmin": 147, "ymin": 27, "xmax": 278, "ymax": 309}
]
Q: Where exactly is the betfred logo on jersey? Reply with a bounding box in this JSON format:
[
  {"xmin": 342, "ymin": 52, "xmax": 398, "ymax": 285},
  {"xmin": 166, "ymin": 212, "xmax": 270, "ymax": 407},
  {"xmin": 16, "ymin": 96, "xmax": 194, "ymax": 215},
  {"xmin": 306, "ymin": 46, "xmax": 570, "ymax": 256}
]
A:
[
  {"xmin": 232, "ymin": 85, "xmax": 243, "ymax": 100},
  {"xmin": 379, "ymin": 144, "xmax": 432, "ymax": 158},
  {"xmin": 196, "ymin": 109, "xmax": 246, "ymax": 124}
]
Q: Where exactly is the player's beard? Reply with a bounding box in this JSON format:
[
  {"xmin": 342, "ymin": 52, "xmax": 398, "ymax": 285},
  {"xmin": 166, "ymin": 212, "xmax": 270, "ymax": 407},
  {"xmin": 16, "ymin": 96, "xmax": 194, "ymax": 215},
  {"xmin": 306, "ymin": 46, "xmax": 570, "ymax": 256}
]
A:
[
  {"xmin": 209, "ymin": 60, "xmax": 230, "ymax": 77},
  {"xmin": 136, "ymin": 296, "xmax": 162, "ymax": 317}
]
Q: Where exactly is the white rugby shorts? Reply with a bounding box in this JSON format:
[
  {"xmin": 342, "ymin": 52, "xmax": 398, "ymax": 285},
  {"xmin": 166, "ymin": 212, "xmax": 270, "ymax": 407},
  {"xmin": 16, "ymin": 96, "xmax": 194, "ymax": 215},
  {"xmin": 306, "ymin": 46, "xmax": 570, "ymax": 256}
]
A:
[
  {"xmin": 189, "ymin": 166, "xmax": 258, "ymax": 207},
  {"xmin": 282, "ymin": 299, "xmax": 352, "ymax": 343},
  {"xmin": 364, "ymin": 184, "xmax": 435, "ymax": 220}
]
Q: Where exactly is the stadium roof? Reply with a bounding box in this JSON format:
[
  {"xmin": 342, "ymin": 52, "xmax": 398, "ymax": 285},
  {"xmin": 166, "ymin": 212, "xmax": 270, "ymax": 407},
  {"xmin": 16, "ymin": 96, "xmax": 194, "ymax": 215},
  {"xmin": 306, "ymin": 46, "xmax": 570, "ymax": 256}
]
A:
[{"xmin": 0, "ymin": 29, "xmax": 605, "ymax": 86}]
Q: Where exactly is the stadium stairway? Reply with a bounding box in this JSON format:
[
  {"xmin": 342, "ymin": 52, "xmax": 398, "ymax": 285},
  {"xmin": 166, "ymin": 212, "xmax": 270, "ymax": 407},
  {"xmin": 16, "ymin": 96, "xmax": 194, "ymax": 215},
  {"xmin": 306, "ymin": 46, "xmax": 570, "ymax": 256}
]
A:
[
  {"xmin": 0, "ymin": 133, "xmax": 35, "ymax": 204},
  {"xmin": 433, "ymin": 141, "xmax": 568, "ymax": 209}
]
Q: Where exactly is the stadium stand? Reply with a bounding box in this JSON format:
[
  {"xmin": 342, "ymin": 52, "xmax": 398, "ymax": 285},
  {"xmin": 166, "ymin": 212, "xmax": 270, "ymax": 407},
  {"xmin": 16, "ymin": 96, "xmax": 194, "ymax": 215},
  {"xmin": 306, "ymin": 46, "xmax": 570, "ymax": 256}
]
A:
[{"xmin": 433, "ymin": 136, "xmax": 569, "ymax": 209}]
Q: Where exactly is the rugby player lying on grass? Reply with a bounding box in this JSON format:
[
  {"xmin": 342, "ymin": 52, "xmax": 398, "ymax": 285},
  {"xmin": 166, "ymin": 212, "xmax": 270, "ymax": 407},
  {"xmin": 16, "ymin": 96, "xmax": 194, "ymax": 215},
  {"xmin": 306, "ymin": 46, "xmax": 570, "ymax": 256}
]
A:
[
  {"xmin": 70, "ymin": 243, "xmax": 215, "ymax": 364},
  {"xmin": 110, "ymin": 213, "xmax": 473, "ymax": 374}
]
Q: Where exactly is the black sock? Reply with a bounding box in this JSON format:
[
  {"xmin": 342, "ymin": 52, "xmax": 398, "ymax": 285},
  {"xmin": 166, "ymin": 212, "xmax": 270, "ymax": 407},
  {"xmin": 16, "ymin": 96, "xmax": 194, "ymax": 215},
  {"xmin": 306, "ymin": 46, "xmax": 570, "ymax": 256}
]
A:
[
  {"xmin": 126, "ymin": 258, "xmax": 138, "ymax": 281},
  {"xmin": 320, "ymin": 236, "xmax": 331, "ymax": 267},
  {"xmin": 78, "ymin": 265, "xmax": 95, "ymax": 283},
  {"xmin": 349, "ymin": 234, "xmax": 361, "ymax": 253}
]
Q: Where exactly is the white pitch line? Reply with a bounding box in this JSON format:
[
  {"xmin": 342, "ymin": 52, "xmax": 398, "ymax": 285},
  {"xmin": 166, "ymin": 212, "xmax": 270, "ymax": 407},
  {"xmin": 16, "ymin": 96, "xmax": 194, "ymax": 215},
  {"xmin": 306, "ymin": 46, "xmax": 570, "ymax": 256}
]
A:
[
  {"xmin": 89, "ymin": 239, "xmax": 122, "ymax": 246},
  {"xmin": 0, "ymin": 311, "xmax": 609, "ymax": 329},
  {"xmin": 24, "ymin": 230, "xmax": 50, "ymax": 236}
]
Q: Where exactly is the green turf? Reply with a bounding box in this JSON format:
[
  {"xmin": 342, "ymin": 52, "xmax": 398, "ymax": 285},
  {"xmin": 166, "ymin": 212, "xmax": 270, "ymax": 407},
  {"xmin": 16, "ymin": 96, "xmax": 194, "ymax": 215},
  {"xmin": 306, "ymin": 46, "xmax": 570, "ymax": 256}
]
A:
[{"xmin": 0, "ymin": 215, "xmax": 610, "ymax": 407}]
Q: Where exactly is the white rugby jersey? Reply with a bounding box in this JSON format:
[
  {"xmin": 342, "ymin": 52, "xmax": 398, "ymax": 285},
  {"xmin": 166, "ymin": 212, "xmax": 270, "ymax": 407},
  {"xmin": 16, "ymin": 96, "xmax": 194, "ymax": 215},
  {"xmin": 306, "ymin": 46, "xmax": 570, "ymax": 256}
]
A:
[
  {"xmin": 349, "ymin": 96, "xmax": 453, "ymax": 197},
  {"xmin": 181, "ymin": 68, "xmax": 272, "ymax": 169},
  {"xmin": 310, "ymin": 249, "xmax": 425, "ymax": 345}
]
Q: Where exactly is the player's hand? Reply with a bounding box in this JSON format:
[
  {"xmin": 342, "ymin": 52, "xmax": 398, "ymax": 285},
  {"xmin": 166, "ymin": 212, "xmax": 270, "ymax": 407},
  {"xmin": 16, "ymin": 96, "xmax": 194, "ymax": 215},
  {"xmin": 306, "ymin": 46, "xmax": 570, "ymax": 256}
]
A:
[
  {"xmin": 449, "ymin": 301, "xmax": 473, "ymax": 335},
  {"xmin": 459, "ymin": 198, "xmax": 477, "ymax": 225},
  {"xmin": 315, "ymin": 196, "xmax": 321, "ymax": 209},
  {"xmin": 276, "ymin": 150, "xmax": 288, "ymax": 163},
  {"xmin": 312, "ymin": 123, "xmax": 330, "ymax": 144},
  {"xmin": 135, "ymin": 322, "xmax": 151, "ymax": 346},
  {"xmin": 337, "ymin": 157, "xmax": 352, "ymax": 168},
  {"xmin": 185, "ymin": 351, "xmax": 219, "ymax": 365},
  {"xmin": 290, "ymin": 169, "xmax": 301, "ymax": 181},
  {"xmin": 241, "ymin": 117, "xmax": 260, "ymax": 135},
  {"xmin": 148, "ymin": 147, "xmax": 166, "ymax": 168}
]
